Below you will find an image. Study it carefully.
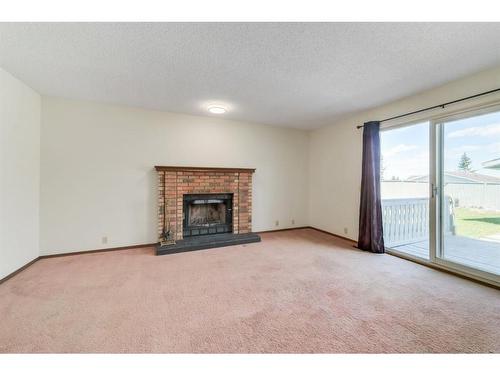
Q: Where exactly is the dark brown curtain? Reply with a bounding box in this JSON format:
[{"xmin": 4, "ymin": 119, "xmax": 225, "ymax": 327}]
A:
[{"xmin": 357, "ymin": 121, "xmax": 385, "ymax": 253}]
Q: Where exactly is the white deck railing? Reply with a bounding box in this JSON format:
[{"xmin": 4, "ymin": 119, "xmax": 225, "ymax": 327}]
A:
[{"xmin": 382, "ymin": 197, "xmax": 454, "ymax": 247}]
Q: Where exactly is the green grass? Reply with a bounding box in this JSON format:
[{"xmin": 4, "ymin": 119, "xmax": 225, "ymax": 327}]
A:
[{"xmin": 454, "ymin": 207, "xmax": 500, "ymax": 239}]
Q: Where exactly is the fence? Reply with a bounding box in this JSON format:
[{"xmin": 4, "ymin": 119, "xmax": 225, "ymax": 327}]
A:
[
  {"xmin": 445, "ymin": 183, "xmax": 500, "ymax": 210},
  {"xmin": 381, "ymin": 181, "xmax": 500, "ymax": 211}
]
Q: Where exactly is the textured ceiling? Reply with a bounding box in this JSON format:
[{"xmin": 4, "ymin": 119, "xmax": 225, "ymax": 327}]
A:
[{"xmin": 1, "ymin": 23, "xmax": 500, "ymax": 129}]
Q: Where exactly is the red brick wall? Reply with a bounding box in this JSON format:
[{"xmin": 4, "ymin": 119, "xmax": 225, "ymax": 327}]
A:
[{"xmin": 157, "ymin": 169, "xmax": 253, "ymax": 241}]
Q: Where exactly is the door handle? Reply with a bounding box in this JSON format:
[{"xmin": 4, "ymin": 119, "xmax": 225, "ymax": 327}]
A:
[{"xmin": 431, "ymin": 184, "xmax": 439, "ymax": 198}]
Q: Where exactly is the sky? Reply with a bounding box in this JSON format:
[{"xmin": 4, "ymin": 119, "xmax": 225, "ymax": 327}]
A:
[{"xmin": 380, "ymin": 110, "xmax": 500, "ymax": 180}]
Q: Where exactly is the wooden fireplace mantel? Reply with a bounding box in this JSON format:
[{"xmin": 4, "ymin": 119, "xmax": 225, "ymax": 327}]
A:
[{"xmin": 154, "ymin": 166, "xmax": 256, "ymax": 173}]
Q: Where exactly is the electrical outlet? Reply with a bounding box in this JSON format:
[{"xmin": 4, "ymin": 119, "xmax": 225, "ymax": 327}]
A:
[
  {"xmin": 291, "ymin": 219, "xmax": 295, "ymax": 225},
  {"xmin": 343, "ymin": 227, "xmax": 348, "ymax": 234},
  {"xmin": 102, "ymin": 236, "xmax": 108, "ymax": 244},
  {"xmin": 275, "ymin": 220, "xmax": 279, "ymax": 227}
]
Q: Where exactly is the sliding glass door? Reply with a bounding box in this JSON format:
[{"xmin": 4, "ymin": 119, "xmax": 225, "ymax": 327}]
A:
[
  {"xmin": 436, "ymin": 108, "xmax": 500, "ymax": 276},
  {"xmin": 381, "ymin": 105, "xmax": 500, "ymax": 283}
]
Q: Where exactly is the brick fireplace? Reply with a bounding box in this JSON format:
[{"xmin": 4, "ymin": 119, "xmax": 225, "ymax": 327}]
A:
[{"xmin": 155, "ymin": 166, "xmax": 256, "ymax": 245}]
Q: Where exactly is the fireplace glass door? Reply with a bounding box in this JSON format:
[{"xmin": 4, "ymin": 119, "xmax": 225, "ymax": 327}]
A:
[{"xmin": 183, "ymin": 194, "xmax": 233, "ymax": 237}]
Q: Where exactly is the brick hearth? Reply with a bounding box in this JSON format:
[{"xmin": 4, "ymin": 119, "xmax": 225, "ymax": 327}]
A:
[{"xmin": 155, "ymin": 166, "xmax": 255, "ymax": 241}]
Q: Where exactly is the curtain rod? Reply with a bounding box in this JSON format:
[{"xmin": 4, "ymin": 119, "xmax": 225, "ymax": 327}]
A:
[{"xmin": 356, "ymin": 87, "xmax": 500, "ymax": 129}]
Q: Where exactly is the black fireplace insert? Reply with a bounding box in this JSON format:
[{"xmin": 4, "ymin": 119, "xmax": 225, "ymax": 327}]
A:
[{"xmin": 182, "ymin": 193, "xmax": 233, "ymax": 237}]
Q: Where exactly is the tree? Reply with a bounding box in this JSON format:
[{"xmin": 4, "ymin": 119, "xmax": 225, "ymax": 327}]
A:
[{"xmin": 458, "ymin": 152, "xmax": 472, "ymax": 172}]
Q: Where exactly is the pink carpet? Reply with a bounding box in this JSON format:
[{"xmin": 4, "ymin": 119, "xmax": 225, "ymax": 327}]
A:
[{"xmin": 1, "ymin": 228, "xmax": 499, "ymax": 353}]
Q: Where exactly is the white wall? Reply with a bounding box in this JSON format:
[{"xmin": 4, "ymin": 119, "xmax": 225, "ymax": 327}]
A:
[
  {"xmin": 309, "ymin": 65, "xmax": 500, "ymax": 241},
  {"xmin": 0, "ymin": 68, "xmax": 40, "ymax": 279},
  {"xmin": 40, "ymin": 97, "xmax": 309, "ymax": 255}
]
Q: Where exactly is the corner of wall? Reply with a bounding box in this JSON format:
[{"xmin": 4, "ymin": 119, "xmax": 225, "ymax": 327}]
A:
[{"xmin": 0, "ymin": 67, "xmax": 42, "ymax": 279}]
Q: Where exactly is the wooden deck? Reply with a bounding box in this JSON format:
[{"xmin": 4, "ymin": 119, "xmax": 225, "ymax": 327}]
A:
[{"xmin": 391, "ymin": 235, "xmax": 500, "ymax": 275}]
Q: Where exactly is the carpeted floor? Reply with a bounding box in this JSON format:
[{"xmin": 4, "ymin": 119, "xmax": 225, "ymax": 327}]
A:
[{"xmin": 1, "ymin": 228, "xmax": 499, "ymax": 353}]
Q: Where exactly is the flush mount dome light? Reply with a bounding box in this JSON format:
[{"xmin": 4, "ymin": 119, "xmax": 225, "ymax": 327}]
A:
[{"xmin": 207, "ymin": 106, "xmax": 227, "ymax": 114}]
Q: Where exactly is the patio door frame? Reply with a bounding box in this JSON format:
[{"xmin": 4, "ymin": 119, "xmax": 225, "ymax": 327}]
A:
[{"xmin": 382, "ymin": 100, "xmax": 500, "ymax": 288}]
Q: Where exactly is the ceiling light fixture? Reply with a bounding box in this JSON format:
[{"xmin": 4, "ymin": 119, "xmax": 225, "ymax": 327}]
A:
[{"xmin": 207, "ymin": 106, "xmax": 227, "ymax": 114}]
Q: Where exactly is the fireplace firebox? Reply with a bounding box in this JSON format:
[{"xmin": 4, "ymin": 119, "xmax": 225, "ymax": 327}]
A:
[{"xmin": 183, "ymin": 193, "xmax": 233, "ymax": 237}]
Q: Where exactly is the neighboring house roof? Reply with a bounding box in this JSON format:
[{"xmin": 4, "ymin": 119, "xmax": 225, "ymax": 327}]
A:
[
  {"xmin": 483, "ymin": 157, "xmax": 500, "ymax": 170},
  {"xmin": 405, "ymin": 171, "xmax": 500, "ymax": 184}
]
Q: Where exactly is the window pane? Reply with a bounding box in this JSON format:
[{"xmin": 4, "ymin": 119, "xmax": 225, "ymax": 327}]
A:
[
  {"xmin": 381, "ymin": 122, "xmax": 430, "ymax": 259},
  {"xmin": 440, "ymin": 110, "xmax": 500, "ymax": 275}
]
